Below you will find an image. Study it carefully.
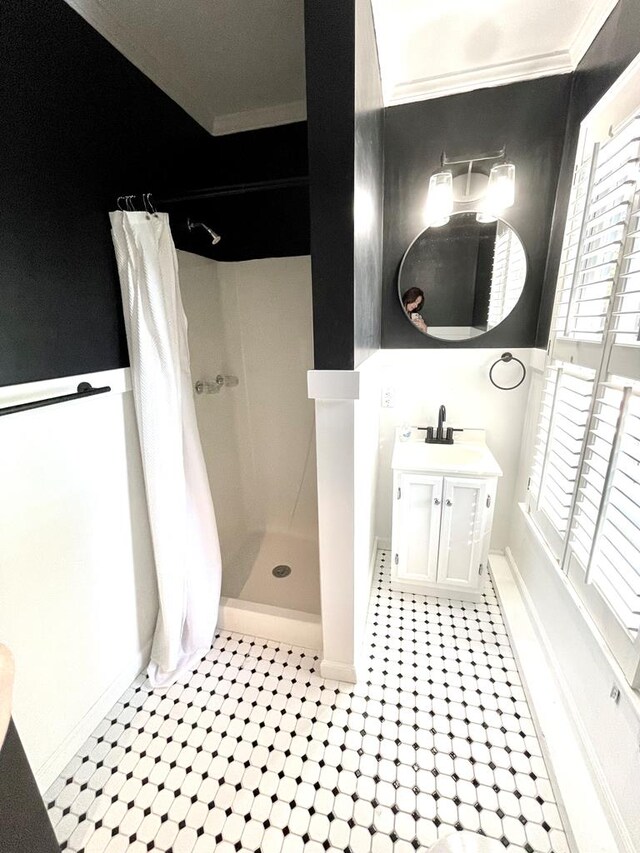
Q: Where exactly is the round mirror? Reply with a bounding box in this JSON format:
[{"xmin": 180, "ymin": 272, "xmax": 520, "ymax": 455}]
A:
[{"xmin": 398, "ymin": 211, "xmax": 527, "ymax": 341}]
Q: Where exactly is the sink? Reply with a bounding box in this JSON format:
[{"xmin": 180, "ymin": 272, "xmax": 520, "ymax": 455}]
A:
[{"xmin": 392, "ymin": 428, "xmax": 503, "ymax": 477}]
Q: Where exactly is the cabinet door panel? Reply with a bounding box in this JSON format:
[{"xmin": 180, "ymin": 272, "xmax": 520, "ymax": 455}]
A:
[
  {"xmin": 437, "ymin": 478, "xmax": 486, "ymax": 589},
  {"xmin": 394, "ymin": 473, "xmax": 443, "ymax": 584}
]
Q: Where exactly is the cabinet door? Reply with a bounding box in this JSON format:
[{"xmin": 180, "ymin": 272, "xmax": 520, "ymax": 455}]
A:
[
  {"xmin": 436, "ymin": 477, "xmax": 487, "ymax": 591},
  {"xmin": 393, "ymin": 472, "xmax": 443, "ymax": 585}
]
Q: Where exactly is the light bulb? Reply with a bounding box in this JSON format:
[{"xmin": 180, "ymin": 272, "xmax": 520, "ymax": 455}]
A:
[
  {"xmin": 476, "ymin": 211, "xmax": 497, "ymax": 224},
  {"xmin": 424, "ymin": 170, "xmax": 453, "ymax": 227},
  {"xmin": 486, "ymin": 162, "xmax": 515, "ymax": 212}
]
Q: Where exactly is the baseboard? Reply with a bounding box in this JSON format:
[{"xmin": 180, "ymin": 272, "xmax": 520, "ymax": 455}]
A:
[
  {"xmin": 368, "ymin": 537, "xmax": 382, "ymax": 593},
  {"xmin": 37, "ymin": 638, "xmax": 152, "ymax": 794},
  {"xmin": 218, "ymin": 597, "xmax": 322, "ymax": 651},
  {"xmin": 319, "ymin": 659, "xmax": 358, "ymax": 683},
  {"xmin": 503, "ymin": 546, "xmax": 636, "ymax": 853},
  {"xmin": 494, "ymin": 551, "xmax": 626, "ymax": 853}
]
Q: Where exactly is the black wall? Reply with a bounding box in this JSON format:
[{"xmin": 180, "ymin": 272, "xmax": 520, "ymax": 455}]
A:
[
  {"xmin": 0, "ymin": 722, "xmax": 59, "ymax": 853},
  {"xmin": 163, "ymin": 123, "xmax": 309, "ymax": 264},
  {"xmin": 353, "ymin": 0, "xmax": 384, "ymax": 367},
  {"xmin": 381, "ymin": 75, "xmax": 571, "ymax": 349},
  {"xmin": 305, "ymin": 0, "xmax": 356, "ymax": 370},
  {"xmin": 1, "ymin": 0, "xmax": 309, "ymax": 387},
  {"xmin": 304, "ymin": 0, "xmax": 385, "ymax": 370},
  {"xmin": 536, "ymin": 0, "xmax": 640, "ymax": 345}
]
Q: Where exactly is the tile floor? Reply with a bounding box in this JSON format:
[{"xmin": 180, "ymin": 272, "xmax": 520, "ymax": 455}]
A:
[{"xmin": 46, "ymin": 552, "xmax": 569, "ymax": 853}]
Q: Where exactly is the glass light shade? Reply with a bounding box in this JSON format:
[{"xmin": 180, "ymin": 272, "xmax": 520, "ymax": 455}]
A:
[
  {"xmin": 476, "ymin": 210, "xmax": 497, "ymax": 224},
  {"xmin": 424, "ymin": 170, "xmax": 453, "ymax": 227},
  {"xmin": 485, "ymin": 162, "xmax": 515, "ymax": 212}
]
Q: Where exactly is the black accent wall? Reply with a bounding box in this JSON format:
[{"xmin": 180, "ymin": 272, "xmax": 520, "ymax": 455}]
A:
[
  {"xmin": 162, "ymin": 123, "xmax": 310, "ymax": 265},
  {"xmin": 381, "ymin": 76, "xmax": 572, "ymax": 349},
  {"xmin": 0, "ymin": 722, "xmax": 59, "ymax": 852},
  {"xmin": 304, "ymin": 0, "xmax": 356, "ymax": 370},
  {"xmin": 353, "ymin": 0, "xmax": 384, "ymax": 367},
  {"xmin": 1, "ymin": 0, "xmax": 309, "ymax": 387},
  {"xmin": 536, "ymin": 0, "xmax": 640, "ymax": 346},
  {"xmin": 304, "ymin": 0, "xmax": 384, "ymax": 370}
]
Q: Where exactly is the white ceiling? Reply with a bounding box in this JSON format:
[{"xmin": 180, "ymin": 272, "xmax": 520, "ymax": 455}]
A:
[
  {"xmin": 65, "ymin": 0, "xmax": 619, "ymax": 135},
  {"xmin": 371, "ymin": 0, "xmax": 620, "ymax": 105},
  {"xmin": 64, "ymin": 0, "xmax": 306, "ymax": 135}
]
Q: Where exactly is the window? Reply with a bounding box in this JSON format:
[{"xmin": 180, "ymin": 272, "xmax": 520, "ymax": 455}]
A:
[{"xmin": 528, "ymin": 54, "xmax": 640, "ymax": 687}]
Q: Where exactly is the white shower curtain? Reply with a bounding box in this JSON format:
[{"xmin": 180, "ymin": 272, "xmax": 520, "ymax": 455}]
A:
[{"xmin": 110, "ymin": 211, "xmax": 221, "ymax": 687}]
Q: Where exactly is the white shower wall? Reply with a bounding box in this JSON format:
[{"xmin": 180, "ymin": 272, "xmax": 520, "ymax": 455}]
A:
[{"xmin": 178, "ymin": 252, "xmax": 320, "ymax": 615}]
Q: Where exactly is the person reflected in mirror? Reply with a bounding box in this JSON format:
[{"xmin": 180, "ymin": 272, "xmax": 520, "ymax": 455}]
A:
[{"xmin": 402, "ymin": 287, "xmax": 428, "ymax": 334}]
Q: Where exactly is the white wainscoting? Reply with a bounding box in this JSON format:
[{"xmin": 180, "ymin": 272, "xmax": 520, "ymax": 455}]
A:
[{"xmin": 0, "ymin": 368, "xmax": 157, "ymax": 791}]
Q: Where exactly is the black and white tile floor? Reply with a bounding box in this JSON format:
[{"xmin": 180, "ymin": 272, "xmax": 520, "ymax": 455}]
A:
[{"xmin": 46, "ymin": 552, "xmax": 569, "ymax": 853}]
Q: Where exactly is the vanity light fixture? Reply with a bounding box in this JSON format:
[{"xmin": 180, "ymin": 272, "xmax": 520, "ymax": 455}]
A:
[
  {"xmin": 424, "ymin": 170, "xmax": 453, "ymax": 227},
  {"xmin": 425, "ymin": 148, "xmax": 516, "ymax": 227},
  {"xmin": 477, "ymin": 161, "xmax": 516, "ymax": 222}
]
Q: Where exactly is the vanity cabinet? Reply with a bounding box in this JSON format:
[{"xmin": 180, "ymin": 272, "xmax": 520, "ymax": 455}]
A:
[{"xmin": 390, "ymin": 430, "xmax": 501, "ymax": 601}]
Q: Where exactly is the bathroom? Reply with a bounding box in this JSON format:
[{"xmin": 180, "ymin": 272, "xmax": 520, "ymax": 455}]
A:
[{"xmin": 1, "ymin": 0, "xmax": 639, "ymax": 851}]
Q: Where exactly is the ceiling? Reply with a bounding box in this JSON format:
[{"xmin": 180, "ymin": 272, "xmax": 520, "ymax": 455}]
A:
[
  {"xmin": 370, "ymin": 0, "xmax": 620, "ymax": 105},
  {"xmin": 65, "ymin": 0, "xmax": 618, "ymax": 135},
  {"xmin": 64, "ymin": 0, "xmax": 306, "ymax": 135}
]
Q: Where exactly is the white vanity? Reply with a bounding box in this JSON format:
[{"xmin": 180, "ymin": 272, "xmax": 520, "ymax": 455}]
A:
[{"xmin": 391, "ymin": 428, "xmax": 502, "ymax": 601}]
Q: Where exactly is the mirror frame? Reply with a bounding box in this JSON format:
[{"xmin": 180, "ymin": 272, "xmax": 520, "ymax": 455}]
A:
[{"xmin": 397, "ymin": 211, "xmax": 528, "ymax": 342}]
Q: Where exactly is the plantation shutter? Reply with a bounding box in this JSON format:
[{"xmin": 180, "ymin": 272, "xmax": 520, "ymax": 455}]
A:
[
  {"xmin": 529, "ymin": 363, "xmax": 596, "ymax": 557},
  {"xmin": 571, "ymin": 383, "xmax": 640, "ymax": 637},
  {"xmin": 559, "ymin": 117, "xmax": 640, "ymax": 343}
]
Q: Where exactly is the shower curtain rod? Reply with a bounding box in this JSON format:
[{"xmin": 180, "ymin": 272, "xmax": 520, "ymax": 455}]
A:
[{"xmin": 119, "ymin": 176, "xmax": 309, "ymax": 209}]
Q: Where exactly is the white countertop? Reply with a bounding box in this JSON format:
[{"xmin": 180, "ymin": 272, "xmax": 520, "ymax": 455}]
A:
[{"xmin": 391, "ymin": 428, "xmax": 503, "ymax": 477}]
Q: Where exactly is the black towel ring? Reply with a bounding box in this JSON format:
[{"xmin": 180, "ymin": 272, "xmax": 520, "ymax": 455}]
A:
[{"xmin": 489, "ymin": 352, "xmax": 527, "ymax": 390}]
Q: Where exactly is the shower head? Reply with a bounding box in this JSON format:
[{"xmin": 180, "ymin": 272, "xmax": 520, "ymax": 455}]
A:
[{"xmin": 187, "ymin": 218, "xmax": 221, "ymax": 245}]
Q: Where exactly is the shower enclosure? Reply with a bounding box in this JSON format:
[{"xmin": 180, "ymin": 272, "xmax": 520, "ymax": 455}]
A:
[{"xmin": 178, "ymin": 250, "xmax": 321, "ymax": 619}]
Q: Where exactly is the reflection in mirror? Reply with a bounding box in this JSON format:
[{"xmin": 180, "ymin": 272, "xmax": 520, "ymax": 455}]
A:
[{"xmin": 398, "ymin": 212, "xmax": 526, "ymax": 341}]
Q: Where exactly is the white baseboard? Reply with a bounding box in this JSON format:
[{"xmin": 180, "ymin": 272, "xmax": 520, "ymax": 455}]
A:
[
  {"xmin": 368, "ymin": 537, "xmax": 382, "ymax": 593},
  {"xmin": 37, "ymin": 638, "xmax": 152, "ymax": 794},
  {"xmin": 320, "ymin": 659, "xmax": 358, "ymax": 683},
  {"xmin": 218, "ymin": 597, "xmax": 322, "ymax": 651},
  {"xmin": 492, "ymin": 552, "xmax": 625, "ymax": 853}
]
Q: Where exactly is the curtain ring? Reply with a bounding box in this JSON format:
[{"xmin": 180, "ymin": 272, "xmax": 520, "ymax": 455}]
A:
[
  {"xmin": 117, "ymin": 196, "xmax": 126, "ymax": 211},
  {"xmin": 489, "ymin": 352, "xmax": 526, "ymax": 390}
]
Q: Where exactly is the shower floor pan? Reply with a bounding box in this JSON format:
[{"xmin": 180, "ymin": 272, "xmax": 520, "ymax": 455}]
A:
[{"xmin": 219, "ymin": 531, "xmax": 321, "ymax": 650}]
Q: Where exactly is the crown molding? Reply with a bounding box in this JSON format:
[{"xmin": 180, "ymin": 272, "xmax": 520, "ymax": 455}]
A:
[
  {"xmin": 211, "ymin": 100, "xmax": 307, "ymax": 136},
  {"xmin": 569, "ymin": 0, "xmax": 620, "ymax": 66},
  {"xmin": 385, "ymin": 50, "xmax": 574, "ymax": 106},
  {"xmin": 63, "ymin": 0, "xmax": 214, "ymax": 132}
]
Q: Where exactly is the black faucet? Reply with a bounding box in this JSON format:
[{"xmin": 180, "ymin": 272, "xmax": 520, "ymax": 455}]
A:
[{"xmin": 424, "ymin": 404, "xmax": 463, "ymax": 444}]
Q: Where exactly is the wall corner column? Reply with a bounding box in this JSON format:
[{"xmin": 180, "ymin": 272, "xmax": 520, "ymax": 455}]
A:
[{"xmin": 308, "ymin": 370, "xmax": 360, "ymax": 682}]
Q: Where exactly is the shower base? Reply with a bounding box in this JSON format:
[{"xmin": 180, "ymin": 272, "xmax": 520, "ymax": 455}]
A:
[
  {"xmin": 218, "ymin": 530, "xmax": 321, "ymax": 649},
  {"xmin": 218, "ymin": 596, "xmax": 321, "ymax": 651},
  {"xmin": 223, "ymin": 530, "xmax": 320, "ymax": 614}
]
